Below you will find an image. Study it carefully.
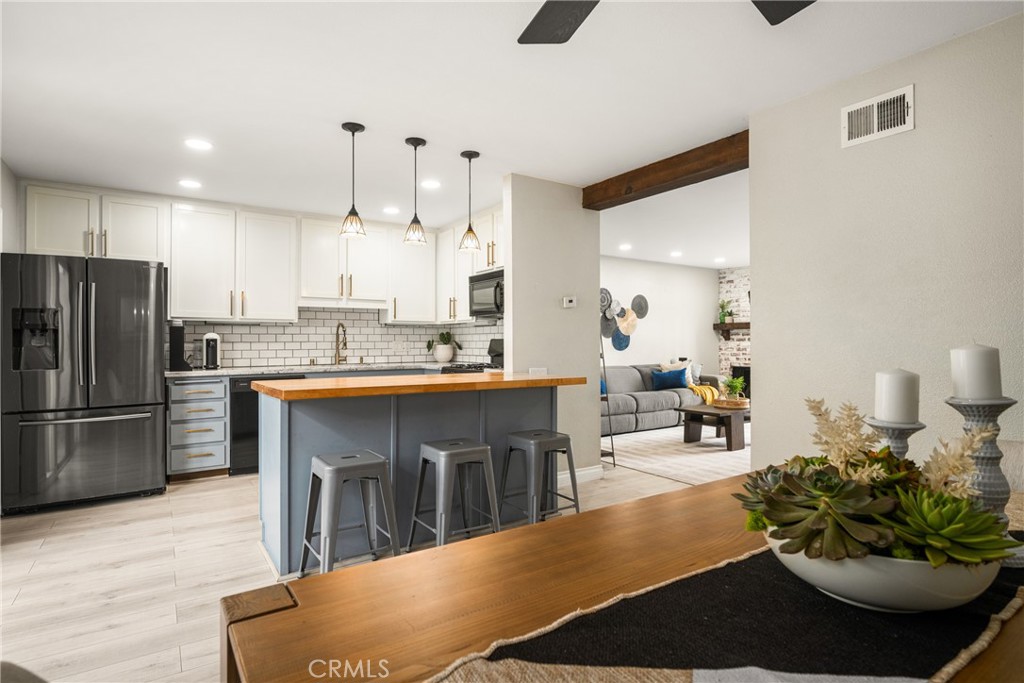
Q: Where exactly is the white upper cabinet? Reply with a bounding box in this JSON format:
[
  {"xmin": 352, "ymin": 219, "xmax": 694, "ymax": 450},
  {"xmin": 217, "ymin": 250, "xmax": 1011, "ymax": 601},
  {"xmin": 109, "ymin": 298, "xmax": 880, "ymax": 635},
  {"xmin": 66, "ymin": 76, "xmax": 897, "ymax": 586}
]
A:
[
  {"xmin": 436, "ymin": 227, "xmax": 476, "ymax": 323},
  {"xmin": 100, "ymin": 195, "xmax": 168, "ymax": 262},
  {"xmin": 346, "ymin": 225, "xmax": 389, "ymax": 301},
  {"xmin": 237, "ymin": 212, "xmax": 297, "ymax": 321},
  {"xmin": 170, "ymin": 203, "xmax": 236, "ymax": 320},
  {"xmin": 300, "ymin": 219, "xmax": 389, "ymax": 306},
  {"xmin": 471, "ymin": 205, "xmax": 504, "ymax": 273},
  {"xmin": 26, "ymin": 186, "xmax": 167, "ymax": 262},
  {"xmin": 26, "ymin": 185, "xmax": 99, "ymax": 257},
  {"xmin": 387, "ymin": 228, "xmax": 435, "ymax": 323}
]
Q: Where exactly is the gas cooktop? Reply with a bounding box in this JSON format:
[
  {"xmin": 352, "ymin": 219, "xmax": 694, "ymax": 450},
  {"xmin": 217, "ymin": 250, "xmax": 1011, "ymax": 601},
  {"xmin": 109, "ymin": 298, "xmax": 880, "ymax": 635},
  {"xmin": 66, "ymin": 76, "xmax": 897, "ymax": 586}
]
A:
[{"xmin": 440, "ymin": 363, "xmax": 502, "ymax": 374}]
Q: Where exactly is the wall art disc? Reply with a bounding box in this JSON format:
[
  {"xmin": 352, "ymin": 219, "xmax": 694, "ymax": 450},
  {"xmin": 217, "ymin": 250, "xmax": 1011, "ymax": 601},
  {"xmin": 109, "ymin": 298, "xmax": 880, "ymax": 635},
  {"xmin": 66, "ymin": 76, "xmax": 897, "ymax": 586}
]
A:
[
  {"xmin": 600, "ymin": 315, "xmax": 617, "ymax": 338},
  {"xmin": 617, "ymin": 308, "xmax": 638, "ymax": 335},
  {"xmin": 605, "ymin": 300, "xmax": 621, "ymax": 319},
  {"xmin": 599, "ymin": 288, "xmax": 612, "ymax": 313},
  {"xmin": 611, "ymin": 329, "xmax": 631, "ymax": 351},
  {"xmin": 631, "ymin": 294, "xmax": 649, "ymax": 319}
]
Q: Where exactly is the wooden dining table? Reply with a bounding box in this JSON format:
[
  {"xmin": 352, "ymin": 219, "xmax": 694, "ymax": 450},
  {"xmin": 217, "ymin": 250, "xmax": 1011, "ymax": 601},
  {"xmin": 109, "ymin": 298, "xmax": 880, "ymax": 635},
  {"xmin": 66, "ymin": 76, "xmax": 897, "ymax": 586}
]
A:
[{"xmin": 221, "ymin": 474, "xmax": 1022, "ymax": 682}]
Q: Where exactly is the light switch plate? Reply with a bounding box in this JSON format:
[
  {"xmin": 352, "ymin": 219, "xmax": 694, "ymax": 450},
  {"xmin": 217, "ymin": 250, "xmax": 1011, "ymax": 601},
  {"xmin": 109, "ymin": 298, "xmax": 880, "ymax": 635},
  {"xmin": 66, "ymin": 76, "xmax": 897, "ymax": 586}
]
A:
[{"xmin": 562, "ymin": 296, "xmax": 577, "ymax": 308}]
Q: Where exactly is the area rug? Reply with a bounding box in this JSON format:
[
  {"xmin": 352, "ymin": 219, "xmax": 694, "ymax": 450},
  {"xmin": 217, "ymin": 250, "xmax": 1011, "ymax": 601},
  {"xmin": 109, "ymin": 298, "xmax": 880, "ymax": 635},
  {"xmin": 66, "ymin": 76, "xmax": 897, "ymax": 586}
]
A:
[
  {"xmin": 604, "ymin": 424, "xmax": 752, "ymax": 485},
  {"xmin": 430, "ymin": 545, "xmax": 1024, "ymax": 683}
]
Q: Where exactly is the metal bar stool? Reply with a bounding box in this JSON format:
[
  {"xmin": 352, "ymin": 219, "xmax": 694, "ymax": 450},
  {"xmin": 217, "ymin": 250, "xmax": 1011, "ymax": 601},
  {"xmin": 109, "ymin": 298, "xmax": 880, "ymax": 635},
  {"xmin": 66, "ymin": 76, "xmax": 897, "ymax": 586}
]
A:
[
  {"xmin": 499, "ymin": 429, "xmax": 581, "ymax": 524},
  {"xmin": 299, "ymin": 449, "xmax": 401, "ymax": 576},
  {"xmin": 406, "ymin": 438, "xmax": 501, "ymax": 549}
]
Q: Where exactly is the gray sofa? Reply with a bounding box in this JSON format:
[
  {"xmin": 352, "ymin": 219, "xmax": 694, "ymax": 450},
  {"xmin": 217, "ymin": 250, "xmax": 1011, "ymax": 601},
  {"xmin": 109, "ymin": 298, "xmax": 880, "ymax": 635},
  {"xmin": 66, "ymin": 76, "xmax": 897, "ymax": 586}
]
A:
[{"xmin": 600, "ymin": 364, "xmax": 719, "ymax": 436}]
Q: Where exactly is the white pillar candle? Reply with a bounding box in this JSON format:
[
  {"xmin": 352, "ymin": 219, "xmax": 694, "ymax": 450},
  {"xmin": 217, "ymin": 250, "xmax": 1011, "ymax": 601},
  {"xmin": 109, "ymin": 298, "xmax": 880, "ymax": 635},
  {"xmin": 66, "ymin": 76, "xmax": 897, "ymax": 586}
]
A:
[
  {"xmin": 950, "ymin": 344, "xmax": 1002, "ymax": 399},
  {"xmin": 874, "ymin": 369, "xmax": 920, "ymax": 423}
]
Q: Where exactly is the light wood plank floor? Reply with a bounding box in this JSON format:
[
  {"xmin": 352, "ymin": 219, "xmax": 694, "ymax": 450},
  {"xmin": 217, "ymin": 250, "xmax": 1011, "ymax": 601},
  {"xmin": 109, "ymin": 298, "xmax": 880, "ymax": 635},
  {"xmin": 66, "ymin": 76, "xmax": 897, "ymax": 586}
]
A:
[{"xmin": 1, "ymin": 463, "xmax": 687, "ymax": 682}]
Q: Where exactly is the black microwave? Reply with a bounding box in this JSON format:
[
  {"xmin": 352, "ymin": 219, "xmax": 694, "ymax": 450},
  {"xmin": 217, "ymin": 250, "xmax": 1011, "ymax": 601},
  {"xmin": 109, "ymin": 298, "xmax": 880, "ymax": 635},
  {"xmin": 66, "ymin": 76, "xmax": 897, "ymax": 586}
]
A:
[{"xmin": 469, "ymin": 269, "xmax": 503, "ymax": 318}]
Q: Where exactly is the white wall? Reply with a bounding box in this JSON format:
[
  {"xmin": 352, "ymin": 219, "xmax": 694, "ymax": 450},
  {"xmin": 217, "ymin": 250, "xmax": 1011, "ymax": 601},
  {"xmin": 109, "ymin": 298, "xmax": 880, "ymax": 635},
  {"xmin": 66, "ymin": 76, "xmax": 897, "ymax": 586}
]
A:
[
  {"xmin": 599, "ymin": 256, "xmax": 719, "ymax": 372},
  {"xmin": 1, "ymin": 161, "xmax": 22, "ymax": 252},
  {"xmin": 750, "ymin": 15, "xmax": 1023, "ymax": 481},
  {"xmin": 505, "ymin": 174, "xmax": 601, "ymax": 471}
]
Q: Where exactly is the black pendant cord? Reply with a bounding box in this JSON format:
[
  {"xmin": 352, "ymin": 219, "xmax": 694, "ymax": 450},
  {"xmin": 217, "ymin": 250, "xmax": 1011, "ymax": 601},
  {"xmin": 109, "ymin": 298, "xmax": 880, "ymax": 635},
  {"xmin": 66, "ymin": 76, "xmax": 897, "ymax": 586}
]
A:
[
  {"xmin": 467, "ymin": 156, "xmax": 472, "ymax": 224},
  {"xmin": 413, "ymin": 145, "xmax": 418, "ymax": 215},
  {"xmin": 350, "ymin": 130, "xmax": 356, "ymax": 210}
]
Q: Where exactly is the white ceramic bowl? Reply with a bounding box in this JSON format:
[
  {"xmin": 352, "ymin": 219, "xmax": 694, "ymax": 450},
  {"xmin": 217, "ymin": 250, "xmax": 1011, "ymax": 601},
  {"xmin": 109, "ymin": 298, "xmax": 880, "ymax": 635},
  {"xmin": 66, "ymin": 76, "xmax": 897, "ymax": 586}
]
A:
[{"xmin": 766, "ymin": 535, "xmax": 1000, "ymax": 612}]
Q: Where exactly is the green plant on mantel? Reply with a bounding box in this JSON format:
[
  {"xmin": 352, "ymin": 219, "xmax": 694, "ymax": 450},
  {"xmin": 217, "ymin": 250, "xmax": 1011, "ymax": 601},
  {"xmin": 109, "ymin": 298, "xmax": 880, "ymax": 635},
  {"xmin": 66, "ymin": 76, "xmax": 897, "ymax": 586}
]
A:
[
  {"xmin": 722, "ymin": 375, "xmax": 745, "ymax": 397},
  {"xmin": 718, "ymin": 299, "xmax": 730, "ymax": 324},
  {"xmin": 734, "ymin": 400, "xmax": 1021, "ymax": 567},
  {"xmin": 426, "ymin": 330, "xmax": 462, "ymax": 352}
]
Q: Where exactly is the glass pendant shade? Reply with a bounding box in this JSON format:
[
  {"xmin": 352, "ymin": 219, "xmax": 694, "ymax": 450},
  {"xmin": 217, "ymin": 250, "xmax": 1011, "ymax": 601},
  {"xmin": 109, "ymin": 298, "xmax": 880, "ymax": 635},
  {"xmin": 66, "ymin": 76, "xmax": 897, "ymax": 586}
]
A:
[
  {"xmin": 403, "ymin": 214, "xmax": 427, "ymax": 245},
  {"xmin": 459, "ymin": 223, "xmax": 481, "ymax": 251},
  {"xmin": 340, "ymin": 205, "xmax": 366, "ymax": 237}
]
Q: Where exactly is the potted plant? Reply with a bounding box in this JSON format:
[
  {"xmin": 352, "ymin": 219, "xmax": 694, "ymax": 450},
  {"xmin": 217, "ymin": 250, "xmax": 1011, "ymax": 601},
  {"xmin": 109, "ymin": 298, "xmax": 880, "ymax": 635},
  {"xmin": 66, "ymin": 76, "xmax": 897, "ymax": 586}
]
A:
[
  {"xmin": 722, "ymin": 375, "xmax": 746, "ymax": 398},
  {"xmin": 725, "ymin": 309, "xmax": 735, "ymax": 323},
  {"xmin": 718, "ymin": 299, "xmax": 730, "ymax": 324},
  {"xmin": 735, "ymin": 399, "xmax": 1020, "ymax": 611},
  {"xmin": 426, "ymin": 330, "xmax": 462, "ymax": 363}
]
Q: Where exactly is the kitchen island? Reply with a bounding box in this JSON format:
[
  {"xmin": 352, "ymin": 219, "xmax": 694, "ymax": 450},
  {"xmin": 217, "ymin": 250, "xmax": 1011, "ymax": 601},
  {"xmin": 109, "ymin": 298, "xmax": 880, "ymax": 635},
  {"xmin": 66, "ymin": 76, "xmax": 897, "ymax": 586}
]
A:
[{"xmin": 253, "ymin": 372, "xmax": 587, "ymax": 575}]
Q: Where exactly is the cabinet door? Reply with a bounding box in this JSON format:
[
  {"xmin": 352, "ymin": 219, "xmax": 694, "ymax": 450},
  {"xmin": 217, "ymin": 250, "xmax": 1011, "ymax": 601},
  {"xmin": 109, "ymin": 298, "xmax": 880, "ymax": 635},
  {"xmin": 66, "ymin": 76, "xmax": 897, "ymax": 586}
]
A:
[
  {"xmin": 472, "ymin": 212, "xmax": 493, "ymax": 273},
  {"xmin": 490, "ymin": 208, "xmax": 504, "ymax": 270},
  {"xmin": 26, "ymin": 186, "xmax": 99, "ymax": 257},
  {"xmin": 238, "ymin": 212, "xmax": 297, "ymax": 321},
  {"xmin": 300, "ymin": 218, "xmax": 343, "ymax": 300},
  {"xmin": 346, "ymin": 224, "xmax": 389, "ymax": 301},
  {"xmin": 388, "ymin": 229, "xmax": 435, "ymax": 322},
  {"xmin": 435, "ymin": 229, "xmax": 455, "ymax": 322},
  {"xmin": 101, "ymin": 195, "xmax": 168, "ymax": 262},
  {"xmin": 170, "ymin": 204, "xmax": 235, "ymax": 320}
]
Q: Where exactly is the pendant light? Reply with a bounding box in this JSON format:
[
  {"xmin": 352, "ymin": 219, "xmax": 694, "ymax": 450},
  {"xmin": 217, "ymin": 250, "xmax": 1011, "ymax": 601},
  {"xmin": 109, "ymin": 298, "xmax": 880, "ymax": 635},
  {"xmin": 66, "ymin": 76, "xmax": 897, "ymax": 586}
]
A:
[
  {"xmin": 340, "ymin": 122, "xmax": 366, "ymax": 237},
  {"xmin": 458, "ymin": 150, "xmax": 481, "ymax": 251},
  {"xmin": 403, "ymin": 137, "xmax": 428, "ymax": 245}
]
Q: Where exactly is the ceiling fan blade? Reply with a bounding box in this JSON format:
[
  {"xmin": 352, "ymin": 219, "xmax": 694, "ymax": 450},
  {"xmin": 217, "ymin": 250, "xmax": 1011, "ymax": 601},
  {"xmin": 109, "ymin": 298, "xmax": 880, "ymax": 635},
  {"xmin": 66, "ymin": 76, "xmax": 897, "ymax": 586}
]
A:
[
  {"xmin": 751, "ymin": 0, "xmax": 816, "ymax": 26},
  {"xmin": 518, "ymin": 1, "xmax": 600, "ymax": 44}
]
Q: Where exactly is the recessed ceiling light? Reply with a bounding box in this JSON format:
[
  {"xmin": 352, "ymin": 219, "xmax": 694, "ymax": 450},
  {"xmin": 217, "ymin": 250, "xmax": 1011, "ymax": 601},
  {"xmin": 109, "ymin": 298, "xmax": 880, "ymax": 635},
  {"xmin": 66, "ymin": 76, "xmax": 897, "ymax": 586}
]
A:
[
  {"xmin": 421, "ymin": 179, "xmax": 441, "ymax": 190},
  {"xmin": 382, "ymin": 206, "xmax": 400, "ymax": 215},
  {"xmin": 714, "ymin": 257, "xmax": 726, "ymax": 264},
  {"xmin": 184, "ymin": 138, "xmax": 213, "ymax": 151},
  {"xmin": 619, "ymin": 243, "xmax": 632, "ymax": 251},
  {"xmin": 178, "ymin": 179, "xmax": 202, "ymax": 189},
  {"xmin": 670, "ymin": 251, "xmax": 682, "ymax": 258}
]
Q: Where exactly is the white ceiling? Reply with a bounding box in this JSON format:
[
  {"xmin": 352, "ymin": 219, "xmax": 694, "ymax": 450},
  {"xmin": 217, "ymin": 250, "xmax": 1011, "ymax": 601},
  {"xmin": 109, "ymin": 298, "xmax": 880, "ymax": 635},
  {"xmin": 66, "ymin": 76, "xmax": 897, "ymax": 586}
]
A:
[{"xmin": 3, "ymin": 1, "xmax": 1020, "ymax": 232}]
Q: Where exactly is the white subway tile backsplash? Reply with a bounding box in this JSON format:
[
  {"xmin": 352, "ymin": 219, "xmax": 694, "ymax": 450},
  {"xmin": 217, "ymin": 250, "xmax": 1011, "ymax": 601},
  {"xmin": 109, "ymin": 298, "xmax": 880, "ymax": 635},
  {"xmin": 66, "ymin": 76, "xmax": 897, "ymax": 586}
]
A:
[{"xmin": 169, "ymin": 307, "xmax": 503, "ymax": 369}]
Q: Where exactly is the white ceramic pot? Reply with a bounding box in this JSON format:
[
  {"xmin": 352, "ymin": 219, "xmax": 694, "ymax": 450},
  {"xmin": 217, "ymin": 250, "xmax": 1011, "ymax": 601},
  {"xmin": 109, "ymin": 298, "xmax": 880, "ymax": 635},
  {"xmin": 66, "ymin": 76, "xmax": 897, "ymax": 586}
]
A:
[
  {"xmin": 766, "ymin": 535, "xmax": 1000, "ymax": 612},
  {"xmin": 432, "ymin": 344, "xmax": 454, "ymax": 363}
]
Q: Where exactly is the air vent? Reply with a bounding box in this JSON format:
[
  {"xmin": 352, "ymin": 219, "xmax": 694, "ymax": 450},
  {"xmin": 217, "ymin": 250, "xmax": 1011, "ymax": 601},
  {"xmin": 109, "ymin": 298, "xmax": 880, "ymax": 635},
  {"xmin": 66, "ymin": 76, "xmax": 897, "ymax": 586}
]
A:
[{"xmin": 841, "ymin": 85, "xmax": 914, "ymax": 148}]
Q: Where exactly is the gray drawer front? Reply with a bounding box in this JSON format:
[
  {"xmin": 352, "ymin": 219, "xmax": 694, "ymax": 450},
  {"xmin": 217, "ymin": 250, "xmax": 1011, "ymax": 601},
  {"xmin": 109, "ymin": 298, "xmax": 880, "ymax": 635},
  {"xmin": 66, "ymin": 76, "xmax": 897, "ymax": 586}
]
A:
[
  {"xmin": 170, "ymin": 421, "xmax": 225, "ymax": 446},
  {"xmin": 169, "ymin": 383, "xmax": 226, "ymax": 401},
  {"xmin": 170, "ymin": 400, "xmax": 226, "ymax": 422},
  {"xmin": 170, "ymin": 444, "xmax": 227, "ymax": 472}
]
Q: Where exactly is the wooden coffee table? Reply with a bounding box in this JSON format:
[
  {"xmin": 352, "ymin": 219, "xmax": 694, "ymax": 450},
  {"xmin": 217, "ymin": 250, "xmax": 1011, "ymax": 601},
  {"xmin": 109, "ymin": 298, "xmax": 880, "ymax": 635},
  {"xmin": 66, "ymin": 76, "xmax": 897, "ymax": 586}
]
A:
[{"xmin": 677, "ymin": 404, "xmax": 750, "ymax": 451}]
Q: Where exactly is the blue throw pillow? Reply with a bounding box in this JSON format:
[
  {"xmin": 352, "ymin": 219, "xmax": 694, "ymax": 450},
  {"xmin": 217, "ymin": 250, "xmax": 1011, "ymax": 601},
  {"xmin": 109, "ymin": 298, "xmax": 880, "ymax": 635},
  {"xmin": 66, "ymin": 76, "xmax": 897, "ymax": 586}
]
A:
[
  {"xmin": 651, "ymin": 368, "xmax": 687, "ymax": 391},
  {"xmin": 600, "ymin": 378, "xmax": 607, "ymax": 395}
]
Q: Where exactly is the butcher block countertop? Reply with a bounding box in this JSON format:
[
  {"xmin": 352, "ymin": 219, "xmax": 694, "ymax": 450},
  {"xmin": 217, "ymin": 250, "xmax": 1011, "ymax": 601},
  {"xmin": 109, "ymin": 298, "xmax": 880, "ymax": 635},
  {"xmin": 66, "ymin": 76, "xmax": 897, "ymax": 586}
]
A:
[{"xmin": 251, "ymin": 372, "xmax": 588, "ymax": 401}]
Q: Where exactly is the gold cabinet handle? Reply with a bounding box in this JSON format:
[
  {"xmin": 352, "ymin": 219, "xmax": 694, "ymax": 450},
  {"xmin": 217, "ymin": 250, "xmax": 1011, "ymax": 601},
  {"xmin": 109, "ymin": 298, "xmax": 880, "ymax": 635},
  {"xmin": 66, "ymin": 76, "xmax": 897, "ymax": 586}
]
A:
[
  {"xmin": 339, "ymin": 274, "xmax": 344, "ymax": 298},
  {"xmin": 452, "ymin": 297, "xmax": 457, "ymax": 320},
  {"xmin": 102, "ymin": 230, "xmax": 108, "ymax": 257},
  {"xmin": 486, "ymin": 242, "xmax": 492, "ymax": 267},
  {"xmin": 229, "ymin": 290, "xmax": 234, "ymax": 317},
  {"xmin": 241, "ymin": 290, "xmax": 246, "ymax": 317},
  {"xmin": 186, "ymin": 408, "xmax": 215, "ymax": 413},
  {"xmin": 184, "ymin": 389, "xmax": 214, "ymax": 395},
  {"xmin": 185, "ymin": 452, "xmax": 215, "ymax": 459},
  {"xmin": 184, "ymin": 427, "xmax": 215, "ymax": 434},
  {"xmin": 393, "ymin": 297, "xmax": 397, "ymax": 319},
  {"xmin": 349, "ymin": 274, "xmax": 353, "ymax": 297},
  {"xmin": 88, "ymin": 229, "xmax": 96, "ymax": 256}
]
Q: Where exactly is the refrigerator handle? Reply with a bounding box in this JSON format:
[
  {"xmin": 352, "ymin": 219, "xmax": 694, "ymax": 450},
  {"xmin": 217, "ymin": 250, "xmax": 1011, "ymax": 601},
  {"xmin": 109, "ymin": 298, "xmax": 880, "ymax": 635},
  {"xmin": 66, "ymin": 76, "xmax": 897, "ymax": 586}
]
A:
[
  {"xmin": 77, "ymin": 282, "xmax": 85, "ymax": 387},
  {"xmin": 20, "ymin": 412, "xmax": 152, "ymax": 427},
  {"xmin": 90, "ymin": 282, "xmax": 97, "ymax": 386}
]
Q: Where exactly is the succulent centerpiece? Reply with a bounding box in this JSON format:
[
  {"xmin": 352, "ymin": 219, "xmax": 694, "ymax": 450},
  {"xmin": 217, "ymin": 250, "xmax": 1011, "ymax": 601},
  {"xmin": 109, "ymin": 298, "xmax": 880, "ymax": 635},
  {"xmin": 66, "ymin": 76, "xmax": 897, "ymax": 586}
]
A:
[{"xmin": 735, "ymin": 399, "xmax": 1021, "ymax": 611}]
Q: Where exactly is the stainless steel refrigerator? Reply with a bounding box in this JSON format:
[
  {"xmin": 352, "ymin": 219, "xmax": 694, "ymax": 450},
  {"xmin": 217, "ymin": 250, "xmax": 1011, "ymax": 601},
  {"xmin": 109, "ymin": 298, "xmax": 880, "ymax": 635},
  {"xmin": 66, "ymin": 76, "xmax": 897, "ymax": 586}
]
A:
[{"xmin": 1, "ymin": 253, "xmax": 166, "ymax": 514}]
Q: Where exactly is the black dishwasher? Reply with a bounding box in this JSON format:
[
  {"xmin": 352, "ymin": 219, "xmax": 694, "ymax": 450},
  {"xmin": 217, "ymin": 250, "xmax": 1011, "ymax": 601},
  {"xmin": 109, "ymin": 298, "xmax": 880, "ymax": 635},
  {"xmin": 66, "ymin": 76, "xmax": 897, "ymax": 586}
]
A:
[{"xmin": 229, "ymin": 375, "xmax": 304, "ymax": 475}]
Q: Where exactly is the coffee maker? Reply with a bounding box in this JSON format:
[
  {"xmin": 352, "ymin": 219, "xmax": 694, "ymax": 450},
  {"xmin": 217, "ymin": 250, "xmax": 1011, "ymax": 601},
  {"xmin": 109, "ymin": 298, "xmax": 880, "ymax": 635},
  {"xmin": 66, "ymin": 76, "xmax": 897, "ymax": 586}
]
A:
[{"xmin": 202, "ymin": 332, "xmax": 221, "ymax": 370}]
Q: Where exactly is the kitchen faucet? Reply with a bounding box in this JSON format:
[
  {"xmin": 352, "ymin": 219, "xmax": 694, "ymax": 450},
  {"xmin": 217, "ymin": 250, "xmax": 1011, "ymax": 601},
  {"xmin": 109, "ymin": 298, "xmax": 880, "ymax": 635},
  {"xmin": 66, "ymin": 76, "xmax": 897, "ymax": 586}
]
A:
[{"xmin": 334, "ymin": 322, "xmax": 348, "ymax": 364}]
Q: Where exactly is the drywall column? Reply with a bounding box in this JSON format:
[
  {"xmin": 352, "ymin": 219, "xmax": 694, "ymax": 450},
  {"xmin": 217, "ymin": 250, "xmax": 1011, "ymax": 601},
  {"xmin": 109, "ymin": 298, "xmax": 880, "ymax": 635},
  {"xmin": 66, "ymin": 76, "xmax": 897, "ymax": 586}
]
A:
[
  {"xmin": 504, "ymin": 174, "xmax": 602, "ymax": 473},
  {"xmin": 0, "ymin": 162, "xmax": 21, "ymax": 253},
  {"xmin": 749, "ymin": 15, "xmax": 1023, "ymax": 486}
]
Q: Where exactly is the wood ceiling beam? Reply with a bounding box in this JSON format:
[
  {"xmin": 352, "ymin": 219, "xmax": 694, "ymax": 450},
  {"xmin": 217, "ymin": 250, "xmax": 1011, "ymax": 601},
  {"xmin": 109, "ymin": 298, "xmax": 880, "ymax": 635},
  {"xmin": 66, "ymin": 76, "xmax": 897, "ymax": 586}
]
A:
[{"xmin": 581, "ymin": 130, "xmax": 749, "ymax": 211}]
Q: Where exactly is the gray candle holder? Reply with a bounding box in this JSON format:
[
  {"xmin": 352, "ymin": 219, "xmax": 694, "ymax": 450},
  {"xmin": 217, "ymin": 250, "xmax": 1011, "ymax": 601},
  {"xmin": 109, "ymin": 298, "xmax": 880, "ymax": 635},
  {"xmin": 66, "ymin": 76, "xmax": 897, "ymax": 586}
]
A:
[
  {"xmin": 864, "ymin": 417, "xmax": 926, "ymax": 460},
  {"xmin": 945, "ymin": 396, "xmax": 1022, "ymax": 568}
]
